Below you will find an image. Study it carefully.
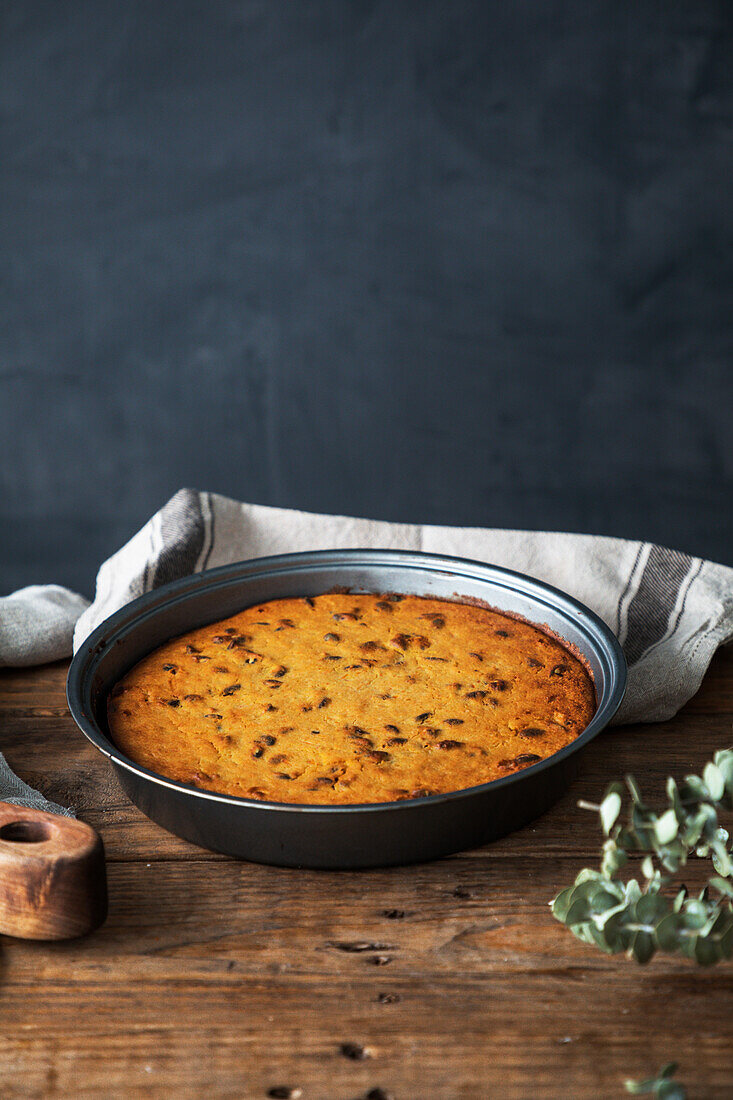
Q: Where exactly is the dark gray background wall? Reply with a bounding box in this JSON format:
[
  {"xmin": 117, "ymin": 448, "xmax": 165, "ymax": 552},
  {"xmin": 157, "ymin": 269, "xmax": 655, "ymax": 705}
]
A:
[{"xmin": 2, "ymin": 0, "xmax": 732, "ymax": 597}]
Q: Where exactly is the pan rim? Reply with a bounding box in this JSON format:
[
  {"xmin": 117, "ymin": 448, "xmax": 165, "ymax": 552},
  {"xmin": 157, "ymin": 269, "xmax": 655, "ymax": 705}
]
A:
[{"xmin": 66, "ymin": 548, "xmax": 627, "ymax": 815}]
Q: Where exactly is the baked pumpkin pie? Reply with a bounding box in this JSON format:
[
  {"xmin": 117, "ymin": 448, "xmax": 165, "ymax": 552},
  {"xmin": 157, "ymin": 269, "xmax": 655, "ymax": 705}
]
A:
[{"xmin": 107, "ymin": 592, "xmax": 596, "ymax": 804}]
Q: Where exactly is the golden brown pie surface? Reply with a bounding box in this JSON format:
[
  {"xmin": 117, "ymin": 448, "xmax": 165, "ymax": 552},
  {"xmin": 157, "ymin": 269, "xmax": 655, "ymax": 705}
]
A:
[{"xmin": 107, "ymin": 593, "xmax": 596, "ymax": 805}]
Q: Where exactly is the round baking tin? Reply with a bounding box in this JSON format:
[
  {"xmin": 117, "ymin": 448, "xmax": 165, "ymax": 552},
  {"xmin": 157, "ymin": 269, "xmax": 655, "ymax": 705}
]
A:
[{"xmin": 67, "ymin": 549, "xmax": 626, "ymax": 868}]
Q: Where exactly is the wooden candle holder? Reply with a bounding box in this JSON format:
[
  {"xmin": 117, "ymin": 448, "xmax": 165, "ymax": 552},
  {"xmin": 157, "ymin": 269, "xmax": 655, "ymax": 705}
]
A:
[{"xmin": 0, "ymin": 801, "xmax": 107, "ymax": 940}]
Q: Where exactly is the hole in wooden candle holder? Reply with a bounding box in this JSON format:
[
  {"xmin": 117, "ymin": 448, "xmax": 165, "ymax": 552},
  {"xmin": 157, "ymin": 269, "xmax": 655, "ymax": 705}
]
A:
[{"xmin": 0, "ymin": 820, "xmax": 51, "ymax": 843}]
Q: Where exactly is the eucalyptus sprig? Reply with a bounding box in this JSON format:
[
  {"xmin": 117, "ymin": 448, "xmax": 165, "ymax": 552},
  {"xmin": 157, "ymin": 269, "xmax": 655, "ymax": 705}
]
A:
[
  {"xmin": 625, "ymin": 1062, "xmax": 687, "ymax": 1099},
  {"xmin": 551, "ymin": 749, "xmax": 733, "ymax": 964}
]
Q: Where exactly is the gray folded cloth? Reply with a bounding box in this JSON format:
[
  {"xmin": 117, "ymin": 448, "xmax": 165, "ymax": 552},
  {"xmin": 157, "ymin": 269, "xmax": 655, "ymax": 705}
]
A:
[
  {"xmin": 2, "ymin": 488, "xmax": 732, "ymax": 814},
  {"xmin": 0, "ymin": 586, "xmax": 89, "ymax": 815},
  {"xmin": 0, "ymin": 585, "xmax": 89, "ymax": 667},
  {"xmin": 0, "ymin": 753, "xmax": 75, "ymax": 817}
]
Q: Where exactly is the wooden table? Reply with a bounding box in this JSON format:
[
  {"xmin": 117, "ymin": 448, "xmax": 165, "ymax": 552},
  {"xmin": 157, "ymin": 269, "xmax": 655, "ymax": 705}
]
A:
[{"xmin": 1, "ymin": 650, "xmax": 732, "ymax": 1099}]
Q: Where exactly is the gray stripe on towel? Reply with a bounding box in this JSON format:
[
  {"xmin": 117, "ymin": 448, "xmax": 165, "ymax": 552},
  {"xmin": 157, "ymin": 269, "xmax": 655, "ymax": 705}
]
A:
[
  {"xmin": 623, "ymin": 546, "xmax": 694, "ymax": 665},
  {"xmin": 151, "ymin": 488, "xmax": 206, "ymax": 590}
]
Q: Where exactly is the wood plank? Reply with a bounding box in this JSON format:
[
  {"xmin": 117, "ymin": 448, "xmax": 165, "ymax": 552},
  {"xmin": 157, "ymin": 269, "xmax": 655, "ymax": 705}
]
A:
[
  {"xmin": 0, "ymin": 857, "xmax": 720, "ymax": 983},
  {"xmin": 0, "ymin": 648, "xmax": 731, "ymax": 1097},
  {"xmin": 1, "ymin": 976, "xmax": 731, "ymax": 1099}
]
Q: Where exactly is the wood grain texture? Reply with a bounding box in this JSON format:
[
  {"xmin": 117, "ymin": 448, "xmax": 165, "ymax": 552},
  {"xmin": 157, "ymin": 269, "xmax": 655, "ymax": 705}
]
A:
[{"xmin": 0, "ymin": 649, "xmax": 732, "ymax": 1098}]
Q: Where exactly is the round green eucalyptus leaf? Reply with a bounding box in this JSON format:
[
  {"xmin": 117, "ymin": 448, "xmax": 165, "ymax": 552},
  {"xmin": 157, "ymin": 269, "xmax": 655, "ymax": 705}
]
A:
[
  {"xmin": 637, "ymin": 893, "xmax": 669, "ymax": 924},
  {"xmin": 571, "ymin": 923, "xmax": 597, "ymax": 947},
  {"xmin": 590, "ymin": 889, "xmax": 624, "ymax": 914},
  {"xmin": 657, "ymin": 848, "xmax": 682, "ymax": 873},
  {"xmin": 629, "ymin": 930, "xmax": 655, "ymax": 963},
  {"xmin": 624, "ymin": 1079, "xmax": 654, "ymax": 1095},
  {"xmin": 714, "ymin": 751, "xmax": 733, "ymax": 796},
  {"xmin": 666, "ymin": 776, "xmax": 684, "ymax": 814},
  {"xmin": 703, "ymin": 762, "xmax": 725, "ymax": 802},
  {"xmin": 654, "ymin": 913, "xmax": 682, "ymax": 951},
  {"xmin": 550, "ymin": 887, "xmax": 575, "ymax": 922},
  {"xmin": 682, "ymin": 774, "xmax": 710, "ymax": 798},
  {"xmin": 564, "ymin": 882, "xmax": 606, "ymax": 914},
  {"xmin": 625, "ymin": 879, "xmax": 643, "ymax": 905},
  {"xmin": 681, "ymin": 900, "xmax": 709, "ymax": 929},
  {"xmin": 706, "ymin": 907, "xmax": 732, "ymax": 940},
  {"xmin": 700, "ymin": 802, "xmax": 718, "ymax": 828},
  {"xmin": 677, "ymin": 933, "xmax": 696, "ymax": 961},
  {"xmin": 672, "ymin": 888, "xmax": 687, "ymax": 913},
  {"xmin": 654, "ymin": 809, "xmax": 679, "ymax": 845},
  {"xmin": 564, "ymin": 897, "xmax": 593, "ymax": 927},
  {"xmin": 566, "ymin": 879, "xmax": 602, "ymax": 906},
  {"xmin": 709, "ymin": 875, "xmax": 733, "ymax": 898},
  {"xmin": 600, "ymin": 791, "xmax": 622, "ymax": 834},
  {"xmin": 588, "ymin": 925, "xmax": 619, "ymax": 953},
  {"xmin": 575, "ymin": 867, "xmax": 605, "ymax": 885},
  {"xmin": 616, "ymin": 826, "xmax": 641, "ymax": 850},
  {"xmin": 657, "ymin": 1082, "xmax": 686, "ymax": 1100},
  {"xmin": 693, "ymin": 935, "xmax": 721, "ymax": 966},
  {"xmin": 682, "ymin": 811, "xmax": 710, "ymax": 847},
  {"xmin": 719, "ymin": 922, "xmax": 733, "ymax": 958},
  {"xmin": 595, "ymin": 904, "xmax": 628, "ymax": 934},
  {"xmin": 711, "ymin": 842, "xmax": 731, "ymax": 877}
]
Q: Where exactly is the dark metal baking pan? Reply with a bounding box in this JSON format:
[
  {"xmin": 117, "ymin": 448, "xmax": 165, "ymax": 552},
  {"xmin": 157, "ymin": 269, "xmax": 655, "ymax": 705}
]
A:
[{"xmin": 66, "ymin": 549, "xmax": 626, "ymax": 868}]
